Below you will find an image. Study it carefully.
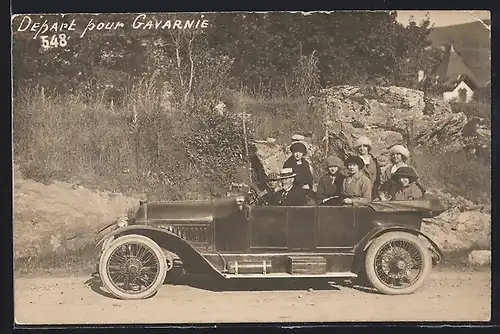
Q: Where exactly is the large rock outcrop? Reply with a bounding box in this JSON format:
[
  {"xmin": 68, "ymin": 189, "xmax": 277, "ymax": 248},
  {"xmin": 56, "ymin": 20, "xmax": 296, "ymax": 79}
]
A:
[
  {"xmin": 422, "ymin": 208, "xmax": 491, "ymax": 254},
  {"xmin": 307, "ymin": 85, "xmax": 488, "ymax": 159}
]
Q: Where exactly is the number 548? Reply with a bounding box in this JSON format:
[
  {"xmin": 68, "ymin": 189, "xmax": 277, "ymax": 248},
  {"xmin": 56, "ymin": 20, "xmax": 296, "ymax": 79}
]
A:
[{"xmin": 40, "ymin": 34, "xmax": 68, "ymax": 49}]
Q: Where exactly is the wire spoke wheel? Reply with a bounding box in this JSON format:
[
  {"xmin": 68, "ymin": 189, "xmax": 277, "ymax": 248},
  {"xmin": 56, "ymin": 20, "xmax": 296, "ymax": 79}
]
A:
[
  {"xmin": 374, "ymin": 240, "xmax": 424, "ymax": 289},
  {"xmin": 365, "ymin": 232, "xmax": 432, "ymax": 295},
  {"xmin": 107, "ymin": 243, "xmax": 161, "ymax": 294},
  {"xmin": 99, "ymin": 234, "xmax": 168, "ymax": 300}
]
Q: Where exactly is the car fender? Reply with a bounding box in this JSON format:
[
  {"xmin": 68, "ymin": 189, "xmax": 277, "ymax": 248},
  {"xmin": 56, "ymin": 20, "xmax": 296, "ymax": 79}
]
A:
[
  {"xmin": 352, "ymin": 225, "xmax": 444, "ymax": 274},
  {"xmin": 96, "ymin": 225, "xmax": 225, "ymax": 279}
]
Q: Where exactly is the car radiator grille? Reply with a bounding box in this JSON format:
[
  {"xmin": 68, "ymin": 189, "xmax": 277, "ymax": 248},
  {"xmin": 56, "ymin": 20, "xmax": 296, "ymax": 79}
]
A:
[{"xmin": 160, "ymin": 224, "xmax": 212, "ymax": 250}]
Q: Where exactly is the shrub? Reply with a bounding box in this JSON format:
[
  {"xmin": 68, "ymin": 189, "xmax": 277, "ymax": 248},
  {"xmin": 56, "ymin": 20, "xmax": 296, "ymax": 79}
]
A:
[
  {"xmin": 449, "ymin": 101, "xmax": 491, "ymax": 123},
  {"xmin": 411, "ymin": 149, "xmax": 491, "ymax": 204}
]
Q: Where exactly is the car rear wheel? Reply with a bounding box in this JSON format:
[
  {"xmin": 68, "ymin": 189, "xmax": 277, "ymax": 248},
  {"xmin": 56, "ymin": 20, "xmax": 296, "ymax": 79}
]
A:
[
  {"xmin": 99, "ymin": 234, "xmax": 168, "ymax": 300},
  {"xmin": 364, "ymin": 231, "xmax": 432, "ymax": 295}
]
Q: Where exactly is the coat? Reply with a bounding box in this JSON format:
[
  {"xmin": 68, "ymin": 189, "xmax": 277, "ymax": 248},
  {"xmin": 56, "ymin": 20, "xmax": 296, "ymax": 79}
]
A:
[
  {"xmin": 261, "ymin": 188, "xmax": 281, "ymax": 205},
  {"xmin": 283, "ymin": 156, "xmax": 314, "ymax": 189},
  {"xmin": 379, "ymin": 162, "xmax": 410, "ymax": 194},
  {"xmin": 359, "ymin": 153, "xmax": 381, "ymax": 199},
  {"xmin": 341, "ymin": 171, "xmax": 372, "ymax": 205},
  {"xmin": 390, "ymin": 183, "xmax": 424, "ymax": 201},
  {"xmin": 276, "ymin": 185, "xmax": 308, "ymax": 206},
  {"xmin": 316, "ymin": 172, "xmax": 345, "ymax": 201}
]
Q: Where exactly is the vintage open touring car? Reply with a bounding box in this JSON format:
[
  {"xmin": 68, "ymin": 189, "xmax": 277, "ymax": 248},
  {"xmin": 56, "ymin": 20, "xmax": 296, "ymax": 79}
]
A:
[{"xmin": 95, "ymin": 188, "xmax": 447, "ymax": 300}]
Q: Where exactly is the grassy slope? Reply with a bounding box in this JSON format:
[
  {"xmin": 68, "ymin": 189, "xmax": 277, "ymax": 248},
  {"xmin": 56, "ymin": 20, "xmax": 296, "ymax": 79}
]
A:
[{"xmin": 13, "ymin": 164, "xmax": 140, "ymax": 274}]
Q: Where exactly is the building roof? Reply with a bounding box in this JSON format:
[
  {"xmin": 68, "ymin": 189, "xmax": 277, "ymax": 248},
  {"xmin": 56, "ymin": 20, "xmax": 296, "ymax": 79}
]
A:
[{"xmin": 434, "ymin": 44, "xmax": 480, "ymax": 90}]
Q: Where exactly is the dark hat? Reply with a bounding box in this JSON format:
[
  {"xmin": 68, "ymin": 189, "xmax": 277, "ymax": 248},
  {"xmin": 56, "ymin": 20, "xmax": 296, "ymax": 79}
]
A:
[
  {"xmin": 392, "ymin": 166, "xmax": 418, "ymax": 183},
  {"xmin": 279, "ymin": 168, "xmax": 296, "ymax": 179},
  {"xmin": 344, "ymin": 155, "xmax": 365, "ymax": 170},
  {"xmin": 290, "ymin": 141, "xmax": 307, "ymax": 154},
  {"xmin": 267, "ymin": 172, "xmax": 280, "ymax": 181}
]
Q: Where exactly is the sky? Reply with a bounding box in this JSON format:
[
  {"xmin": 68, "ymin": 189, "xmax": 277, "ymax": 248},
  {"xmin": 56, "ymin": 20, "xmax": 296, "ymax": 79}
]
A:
[{"xmin": 396, "ymin": 10, "xmax": 490, "ymax": 27}]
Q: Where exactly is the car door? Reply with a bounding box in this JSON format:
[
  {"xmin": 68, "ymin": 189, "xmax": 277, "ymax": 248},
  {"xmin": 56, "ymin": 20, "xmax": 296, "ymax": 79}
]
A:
[
  {"xmin": 315, "ymin": 205, "xmax": 357, "ymax": 251},
  {"xmin": 286, "ymin": 206, "xmax": 316, "ymax": 251},
  {"xmin": 248, "ymin": 205, "xmax": 288, "ymax": 251}
]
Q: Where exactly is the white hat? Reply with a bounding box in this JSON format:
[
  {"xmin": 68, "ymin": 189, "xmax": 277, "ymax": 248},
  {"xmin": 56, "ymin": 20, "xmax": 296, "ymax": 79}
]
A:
[
  {"xmin": 279, "ymin": 167, "xmax": 296, "ymax": 179},
  {"xmin": 354, "ymin": 136, "xmax": 373, "ymax": 148},
  {"xmin": 291, "ymin": 134, "xmax": 305, "ymax": 142},
  {"xmin": 390, "ymin": 145, "xmax": 410, "ymax": 158}
]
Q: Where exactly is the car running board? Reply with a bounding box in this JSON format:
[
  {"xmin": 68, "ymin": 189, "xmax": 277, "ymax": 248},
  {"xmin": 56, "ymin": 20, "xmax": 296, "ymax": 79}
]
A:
[{"xmin": 221, "ymin": 272, "xmax": 358, "ymax": 279}]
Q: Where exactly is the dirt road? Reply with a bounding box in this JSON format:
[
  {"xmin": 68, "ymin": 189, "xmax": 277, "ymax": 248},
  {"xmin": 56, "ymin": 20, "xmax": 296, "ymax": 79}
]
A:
[{"xmin": 14, "ymin": 269, "xmax": 491, "ymax": 324}]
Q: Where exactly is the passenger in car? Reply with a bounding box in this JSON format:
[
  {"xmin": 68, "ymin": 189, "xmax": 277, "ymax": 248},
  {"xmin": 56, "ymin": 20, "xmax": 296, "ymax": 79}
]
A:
[
  {"xmin": 259, "ymin": 172, "xmax": 282, "ymax": 205},
  {"xmin": 282, "ymin": 140, "xmax": 314, "ymax": 193},
  {"xmin": 378, "ymin": 144, "xmax": 412, "ymax": 201},
  {"xmin": 387, "ymin": 166, "xmax": 425, "ymax": 201},
  {"xmin": 276, "ymin": 168, "xmax": 308, "ymax": 206},
  {"xmin": 340, "ymin": 156, "xmax": 372, "ymax": 206},
  {"xmin": 354, "ymin": 136, "xmax": 381, "ymax": 200},
  {"xmin": 316, "ymin": 155, "xmax": 345, "ymax": 204}
]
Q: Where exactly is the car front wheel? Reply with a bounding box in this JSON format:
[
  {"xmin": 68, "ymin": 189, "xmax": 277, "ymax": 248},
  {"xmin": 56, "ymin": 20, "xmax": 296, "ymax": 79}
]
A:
[
  {"xmin": 99, "ymin": 234, "xmax": 168, "ymax": 300},
  {"xmin": 364, "ymin": 231, "xmax": 432, "ymax": 295}
]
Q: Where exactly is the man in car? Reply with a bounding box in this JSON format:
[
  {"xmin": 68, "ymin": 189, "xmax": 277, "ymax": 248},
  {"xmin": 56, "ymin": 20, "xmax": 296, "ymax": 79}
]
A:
[
  {"xmin": 258, "ymin": 172, "xmax": 282, "ymax": 205},
  {"xmin": 276, "ymin": 168, "xmax": 308, "ymax": 206},
  {"xmin": 340, "ymin": 155, "xmax": 372, "ymax": 206}
]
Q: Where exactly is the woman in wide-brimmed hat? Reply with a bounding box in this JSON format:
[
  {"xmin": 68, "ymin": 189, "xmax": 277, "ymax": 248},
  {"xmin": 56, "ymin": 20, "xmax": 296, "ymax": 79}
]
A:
[
  {"xmin": 386, "ymin": 166, "xmax": 425, "ymax": 201},
  {"xmin": 282, "ymin": 140, "xmax": 314, "ymax": 192},
  {"xmin": 339, "ymin": 155, "xmax": 372, "ymax": 206},
  {"xmin": 354, "ymin": 136, "xmax": 381, "ymax": 199},
  {"xmin": 378, "ymin": 144, "xmax": 415, "ymax": 200},
  {"xmin": 316, "ymin": 155, "xmax": 345, "ymax": 204}
]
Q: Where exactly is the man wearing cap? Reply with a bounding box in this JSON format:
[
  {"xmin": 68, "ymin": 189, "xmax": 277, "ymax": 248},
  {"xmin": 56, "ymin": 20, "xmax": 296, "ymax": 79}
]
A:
[
  {"xmin": 378, "ymin": 144, "xmax": 413, "ymax": 200},
  {"xmin": 282, "ymin": 140, "xmax": 314, "ymax": 192},
  {"xmin": 387, "ymin": 166, "xmax": 425, "ymax": 201},
  {"xmin": 340, "ymin": 156, "xmax": 372, "ymax": 205},
  {"xmin": 259, "ymin": 172, "xmax": 282, "ymax": 205},
  {"xmin": 316, "ymin": 155, "xmax": 345, "ymax": 204},
  {"xmin": 354, "ymin": 136, "xmax": 381, "ymax": 199},
  {"xmin": 276, "ymin": 168, "xmax": 308, "ymax": 206}
]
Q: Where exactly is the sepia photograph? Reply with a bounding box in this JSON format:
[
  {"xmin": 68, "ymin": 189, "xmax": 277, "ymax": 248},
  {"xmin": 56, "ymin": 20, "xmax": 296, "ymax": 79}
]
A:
[{"xmin": 11, "ymin": 10, "xmax": 491, "ymax": 325}]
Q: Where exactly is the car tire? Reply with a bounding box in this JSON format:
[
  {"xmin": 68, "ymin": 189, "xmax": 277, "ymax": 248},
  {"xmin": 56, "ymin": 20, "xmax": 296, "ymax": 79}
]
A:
[
  {"xmin": 99, "ymin": 234, "xmax": 168, "ymax": 300},
  {"xmin": 364, "ymin": 231, "xmax": 432, "ymax": 295}
]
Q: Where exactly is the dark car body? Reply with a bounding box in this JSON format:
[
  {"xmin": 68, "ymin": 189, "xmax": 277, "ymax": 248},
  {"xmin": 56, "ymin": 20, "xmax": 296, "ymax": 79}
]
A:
[{"xmin": 99, "ymin": 195, "xmax": 446, "ymax": 280}]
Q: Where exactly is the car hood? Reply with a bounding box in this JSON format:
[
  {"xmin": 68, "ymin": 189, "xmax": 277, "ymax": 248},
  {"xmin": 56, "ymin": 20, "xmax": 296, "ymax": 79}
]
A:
[
  {"xmin": 138, "ymin": 195, "xmax": 241, "ymax": 224},
  {"xmin": 368, "ymin": 196, "xmax": 448, "ymax": 217}
]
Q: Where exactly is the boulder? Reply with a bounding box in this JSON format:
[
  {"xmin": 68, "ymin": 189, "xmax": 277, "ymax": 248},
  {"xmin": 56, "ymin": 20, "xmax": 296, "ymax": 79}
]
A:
[
  {"xmin": 422, "ymin": 209, "xmax": 491, "ymax": 253},
  {"xmin": 467, "ymin": 250, "xmax": 491, "ymax": 267},
  {"xmin": 308, "ymin": 85, "xmax": 484, "ymax": 159}
]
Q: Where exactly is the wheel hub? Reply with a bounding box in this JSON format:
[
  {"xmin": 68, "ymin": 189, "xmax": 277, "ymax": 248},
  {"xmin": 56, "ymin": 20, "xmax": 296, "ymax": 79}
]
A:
[
  {"xmin": 125, "ymin": 258, "xmax": 142, "ymax": 275},
  {"xmin": 396, "ymin": 259, "xmax": 407, "ymax": 270}
]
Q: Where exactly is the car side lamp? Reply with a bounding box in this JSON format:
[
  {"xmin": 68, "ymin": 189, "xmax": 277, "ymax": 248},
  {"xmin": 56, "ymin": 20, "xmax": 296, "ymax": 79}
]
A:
[{"xmin": 236, "ymin": 196, "xmax": 245, "ymax": 211}]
